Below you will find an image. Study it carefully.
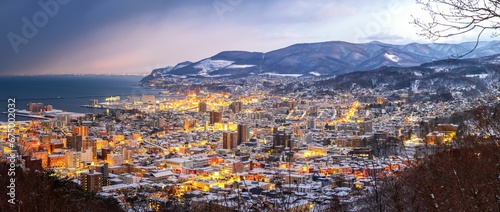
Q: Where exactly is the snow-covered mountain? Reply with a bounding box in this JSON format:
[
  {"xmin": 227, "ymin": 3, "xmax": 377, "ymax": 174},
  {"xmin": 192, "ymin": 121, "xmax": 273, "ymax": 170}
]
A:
[{"xmin": 142, "ymin": 40, "xmax": 500, "ymax": 80}]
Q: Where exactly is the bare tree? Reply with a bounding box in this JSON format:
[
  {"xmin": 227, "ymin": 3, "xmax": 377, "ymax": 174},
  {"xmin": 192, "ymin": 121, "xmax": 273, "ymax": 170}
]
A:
[{"xmin": 413, "ymin": 0, "xmax": 500, "ymax": 57}]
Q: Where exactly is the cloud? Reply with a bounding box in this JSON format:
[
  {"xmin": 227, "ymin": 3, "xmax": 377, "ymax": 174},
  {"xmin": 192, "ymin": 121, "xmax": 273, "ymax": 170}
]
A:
[
  {"xmin": 364, "ymin": 33, "xmax": 405, "ymax": 42},
  {"xmin": 0, "ymin": 0, "xmax": 482, "ymax": 76}
]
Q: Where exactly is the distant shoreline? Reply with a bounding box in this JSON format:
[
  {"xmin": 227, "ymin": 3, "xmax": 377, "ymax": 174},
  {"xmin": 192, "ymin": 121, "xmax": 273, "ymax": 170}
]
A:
[{"xmin": 0, "ymin": 74, "xmax": 148, "ymax": 77}]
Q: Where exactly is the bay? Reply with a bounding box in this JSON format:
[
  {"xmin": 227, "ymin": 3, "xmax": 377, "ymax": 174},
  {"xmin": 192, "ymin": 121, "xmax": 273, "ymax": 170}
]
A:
[{"xmin": 0, "ymin": 75, "xmax": 158, "ymax": 121}]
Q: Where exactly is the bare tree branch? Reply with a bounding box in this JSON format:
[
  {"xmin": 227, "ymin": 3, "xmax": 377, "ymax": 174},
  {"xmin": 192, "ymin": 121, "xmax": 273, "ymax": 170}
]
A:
[{"xmin": 413, "ymin": 0, "xmax": 500, "ymax": 57}]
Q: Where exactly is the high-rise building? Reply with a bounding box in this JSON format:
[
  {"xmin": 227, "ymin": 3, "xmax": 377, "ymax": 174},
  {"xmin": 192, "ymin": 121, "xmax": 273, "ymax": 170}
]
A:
[
  {"xmin": 273, "ymin": 129, "xmax": 293, "ymax": 148},
  {"xmin": 66, "ymin": 135, "xmax": 83, "ymax": 152},
  {"xmin": 56, "ymin": 115, "xmax": 70, "ymax": 125},
  {"xmin": 101, "ymin": 147, "xmax": 110, "ymax": 160},
  {"xmin": 65, "ymin": 151, "xmax": 81, "ymax": 168},
  {"xmin": 307, "ymin": 119, "xmax": 316, "ymax": 130},
  {"xmin": 73, "ymin": 126, "xmax": 89, "ymax": 137},
  {"xmin": 360, "ymin": 121, "xmax": 373, "ymax": 135},
  {"xmin": 27, "ymin": 102, "xmax": 44, "ymax": 112},
  {"xmin": 83, "ymin": 138, "xmax": 98, "ymax": 163},
  {"xmin": 80, "ymin": 170, "xmax": 103, "ymax": 192},
  {"xmin": 80, "ymin": 148, "xmax": 94, "ymax": 163},
  {"xmin": 122, "ymin": 147, "xmax": 133, "ymax": 163},
  {"xmin": 223, "ymin": 132, "xmax": 238, "ymax": 149},
  {"xmin": 237, "ymin": 124, "xmax": 248, "ymax": 145},
  {"xmin": 199, "ymin": 102, "xmax": 207, "ymax": 113},
  {"xmin": 209, "ymin": 111, "xmax": 222, "ymax": 125},
  {"xmin": 95, "ymin": 163, "xmax": 110, "ymax": 186},
  {"xmin": 230, "ymin": 101, "xmax": 243, "ymax": 113}
]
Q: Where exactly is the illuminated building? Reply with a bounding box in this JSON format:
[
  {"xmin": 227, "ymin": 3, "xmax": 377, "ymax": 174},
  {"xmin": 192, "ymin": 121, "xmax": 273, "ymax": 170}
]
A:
[
  {"xmin": 349, "ymin": 147, "xmax": 372, "ymax": 158},
  {"xmin": 214, "ymin": 122, "xmax": 237, "ymax": 131},
  {"xmin": 80, "ymin": 148, "xmax": 94, "ymax": 163},
  {"xmin": 191, "ymin": 156, "xmax": 210, "ymax": 168},
  {"xmin": 222, "ymin": 132, "xmax": 238, "ymax": 150},
  {"xmin": 65, "ymin": 151, "xmax": 81, "ymax": 168},
  {"xmin": 89, "ymin": 99, "xmax": 98, "ymax": 106},
  {"xmin": 184, "ymin": 119, "xmax": 197, "ymax": 130},
  {"xmin": 209, "ymin": 111, "xmax": 222, "ymax": 125},
  {"xmin": 426, "ymin": 131, "xmax": 444, "ymax": 145},
  {"xmin": 106, "ymin": 153, "xmax": 124, "ymax": 166},
  {"xmin": 164, "ymin": 158, "xmax": 194, "ymax": 169},
  {"xmin": 31, "ymin": 151, "xmax": 48, "ymax": 168},
  {"xmin": 48, "ymin": 154, "xmax": 66, "ymax": 168},
  {"xmin": 147, "ymin": 197, "xmax": 169, "ymax": 212},
  {"xmin": 105, "ymin": 96, "xmax": 120, "ymax": 102},
  {"xmin": 149, "ymin": 170, "xmax": 174, "ymax": 181},
  {"xmin": 223, "ymin": 159, "xmax": 243, "ymax": 173},
  {"xmin": 84, "ymin": 138, "xmax": 98, "ymax": 163},
  {"xmin": 80, "ymin": 170, "xmax": 103, "ymax": 192},
  {"xmin": 95, "ymin": 163, "xmax": 110, "ymax": 186},
  {"xmin": 73, "ymin": 126, "xmax": 89, "ymax": 137},
  {"xmin": 111, "ymin": 135, "xmax": 125, "ymax": 142},
  {"xmin": 437, "ymin": 124, "xmax": 458, "ymax": 144}
]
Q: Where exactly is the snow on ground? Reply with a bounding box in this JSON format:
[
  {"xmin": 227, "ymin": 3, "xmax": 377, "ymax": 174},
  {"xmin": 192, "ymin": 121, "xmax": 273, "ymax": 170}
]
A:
[
  {"xmin": 384, "ymin": 53, "xmax": 400, "ymax": 63},
  {"xmin": 174, "ymin": 63, "xmax": 190, "ymax": 69},
  {"xmin": 227, "ymin": 64, "xmax": 255, "ymax": 69},
  {"xmin": 258, "ymin": 73, "xmax": 303, "ymax": 77},
  {"xmin": 465, "ymin": 74, "xmax": 488, "ymax": 79},
  {"xmin": 194, "ymin": 59, "xmax": 234, "ymax": 76},
  {"xmin": 309, "ymin": 71, "xmax": 321, "ymax": 76},
  {"xmin": 414, "ymin": 72, "xmax": 422, "ymax": 76},
  {"xmin": 204, "ymin": 74, "xmax": 232, "ymax": 78},
  {"xmin": 434, "ymin": 68, "xmax": 447, "ymax": 72}
]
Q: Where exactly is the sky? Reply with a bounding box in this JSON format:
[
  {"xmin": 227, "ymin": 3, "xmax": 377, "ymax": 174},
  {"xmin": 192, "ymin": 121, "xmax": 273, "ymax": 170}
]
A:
[{"xmin": 0, "ymin": 0, "xmax": 493, "ymax": 75}]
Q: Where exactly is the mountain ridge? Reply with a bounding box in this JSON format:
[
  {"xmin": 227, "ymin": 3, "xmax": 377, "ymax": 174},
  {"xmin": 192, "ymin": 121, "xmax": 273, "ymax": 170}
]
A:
[
  {"xmin": 141, "ymin": 40, "xmax": 500, "ymax": 81},
  {"xmin": 317, "ymin": 54, "xmax": 500, "ymax": 101}
]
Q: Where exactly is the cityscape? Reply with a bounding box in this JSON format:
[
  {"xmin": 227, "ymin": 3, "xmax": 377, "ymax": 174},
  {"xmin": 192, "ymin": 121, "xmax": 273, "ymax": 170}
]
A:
[
  {"xmin": 1, "ymin": 1, "xmax": 499, "ymax": 212},
  {"xmin": 1, "ymin": 74, "xmax": 499, "ymax": 211}
]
